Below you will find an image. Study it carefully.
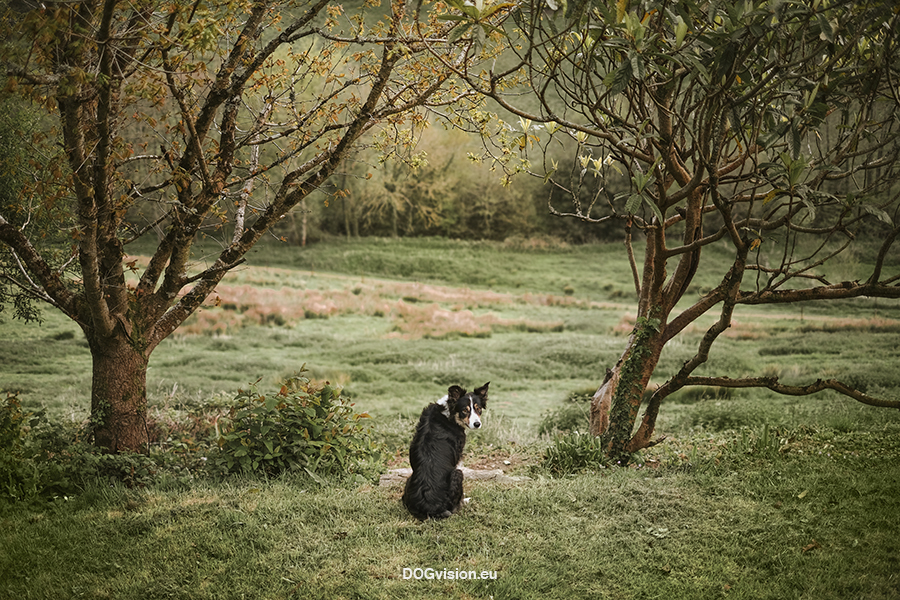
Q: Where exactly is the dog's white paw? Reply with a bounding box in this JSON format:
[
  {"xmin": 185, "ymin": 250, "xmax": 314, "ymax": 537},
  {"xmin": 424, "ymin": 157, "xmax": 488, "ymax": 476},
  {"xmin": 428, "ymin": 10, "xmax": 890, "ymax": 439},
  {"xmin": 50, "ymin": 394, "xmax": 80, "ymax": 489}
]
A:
[{"xmin": 463, "ymin": 497, "xmax": 471, "ymax": 504}]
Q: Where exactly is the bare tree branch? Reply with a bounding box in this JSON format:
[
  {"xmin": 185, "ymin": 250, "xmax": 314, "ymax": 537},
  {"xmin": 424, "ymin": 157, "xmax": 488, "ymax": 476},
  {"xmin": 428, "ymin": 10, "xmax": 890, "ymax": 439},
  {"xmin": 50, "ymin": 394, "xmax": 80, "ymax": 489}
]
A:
[{"xmin": 682, "ymin": 376, "xmax": 900, "ymax": 410}]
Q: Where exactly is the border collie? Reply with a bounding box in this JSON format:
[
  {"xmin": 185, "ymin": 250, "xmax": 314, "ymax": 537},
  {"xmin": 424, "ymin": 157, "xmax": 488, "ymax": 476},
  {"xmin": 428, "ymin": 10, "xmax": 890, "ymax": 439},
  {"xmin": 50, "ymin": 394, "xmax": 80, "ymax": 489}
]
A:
[{"xmin": 402, "ymin": 383, "xmax": 489, "ymax": 520}]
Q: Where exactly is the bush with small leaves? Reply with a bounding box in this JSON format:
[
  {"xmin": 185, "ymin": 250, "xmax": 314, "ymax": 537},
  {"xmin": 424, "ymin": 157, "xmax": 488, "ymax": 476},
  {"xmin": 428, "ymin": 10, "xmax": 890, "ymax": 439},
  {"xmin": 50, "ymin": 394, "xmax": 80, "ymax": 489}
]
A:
[
  {"xmin": 0, "ymin": 393, "xmax": 40, "ymax": 502},
  {"xmin": 1, "ymin": 391, "xmax": 214, "ymax": 506},
  {"xmin": 215, "ymin": 372, "xmax": 384, "ymax": 480}
]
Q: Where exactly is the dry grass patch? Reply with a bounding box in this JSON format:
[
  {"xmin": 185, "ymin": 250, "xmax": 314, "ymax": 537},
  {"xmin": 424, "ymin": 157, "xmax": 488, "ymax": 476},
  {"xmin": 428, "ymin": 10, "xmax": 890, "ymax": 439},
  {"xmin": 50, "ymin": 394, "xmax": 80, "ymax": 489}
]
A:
[
  {"xmin": 387, "ymin": 302, "xmax": 563, "ymax": 340},
  {"xmin": 799, "ymin": 316, "xmax": 900, "ymax": 333},
  {"xmin": 177, "ymin": 278, "xmax": 569, "ymax": 339}
]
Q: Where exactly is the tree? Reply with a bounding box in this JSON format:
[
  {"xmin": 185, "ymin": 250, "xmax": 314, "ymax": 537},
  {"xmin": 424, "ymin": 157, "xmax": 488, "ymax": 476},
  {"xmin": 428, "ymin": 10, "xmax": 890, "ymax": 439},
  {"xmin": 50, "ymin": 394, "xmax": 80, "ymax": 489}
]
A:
[
  {"xmin": 430, "ymin": 0, "xmax": 900, "ymax": 461},
  {"xmin": 0, "ymin": 0, "xmax": 469, "ymax": 452}
]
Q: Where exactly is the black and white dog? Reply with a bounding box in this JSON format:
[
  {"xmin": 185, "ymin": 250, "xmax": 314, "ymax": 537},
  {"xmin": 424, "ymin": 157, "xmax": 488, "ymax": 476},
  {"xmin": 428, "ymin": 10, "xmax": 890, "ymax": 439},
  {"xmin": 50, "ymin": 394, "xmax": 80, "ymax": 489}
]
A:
[{"xmin": 402, "ymin": 383, "xmax": 489, "ymax": 520}]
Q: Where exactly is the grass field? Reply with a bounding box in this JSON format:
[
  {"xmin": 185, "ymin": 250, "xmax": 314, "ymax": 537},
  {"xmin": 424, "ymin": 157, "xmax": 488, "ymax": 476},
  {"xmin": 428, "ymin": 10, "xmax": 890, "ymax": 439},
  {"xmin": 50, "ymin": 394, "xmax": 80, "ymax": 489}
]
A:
[{"xmin": 1, "ymin": 236, "xmax": 899, "ymax": 599}]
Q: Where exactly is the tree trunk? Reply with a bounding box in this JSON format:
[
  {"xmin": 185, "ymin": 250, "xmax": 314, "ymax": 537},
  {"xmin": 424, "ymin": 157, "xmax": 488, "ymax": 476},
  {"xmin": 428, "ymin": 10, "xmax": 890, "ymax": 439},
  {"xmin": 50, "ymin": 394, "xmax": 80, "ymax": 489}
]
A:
[
  {"xmin": 88, "ymin": 333, "xmax": 150, "ymax": 453},
  {"xmin": 590, "ymin": 319, "xmax": 664, "ymax": 463}
]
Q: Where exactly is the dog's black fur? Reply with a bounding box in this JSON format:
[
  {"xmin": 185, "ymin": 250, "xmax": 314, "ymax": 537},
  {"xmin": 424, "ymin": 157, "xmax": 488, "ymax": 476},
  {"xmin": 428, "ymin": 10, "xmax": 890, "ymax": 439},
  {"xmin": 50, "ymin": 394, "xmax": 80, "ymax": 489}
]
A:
[{"xmin": 402, "ymin": 383, "xmax": 489, "ymax": 520}]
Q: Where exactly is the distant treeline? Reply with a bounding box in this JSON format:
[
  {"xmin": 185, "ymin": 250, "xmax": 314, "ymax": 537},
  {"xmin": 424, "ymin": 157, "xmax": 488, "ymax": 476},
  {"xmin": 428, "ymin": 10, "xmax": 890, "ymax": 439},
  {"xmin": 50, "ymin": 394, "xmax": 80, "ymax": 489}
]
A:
[{"xmin": 268, "ymin": 128, "xmax": 629, "ymax": 245}]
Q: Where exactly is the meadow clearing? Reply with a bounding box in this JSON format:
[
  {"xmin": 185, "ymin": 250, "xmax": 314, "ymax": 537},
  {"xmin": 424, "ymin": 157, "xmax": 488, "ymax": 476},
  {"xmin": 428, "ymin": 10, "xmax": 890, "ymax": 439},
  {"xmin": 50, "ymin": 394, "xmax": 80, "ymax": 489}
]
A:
[{"xmin": 1, "ymin": 237, "xmax": 899, "ymax": 599}]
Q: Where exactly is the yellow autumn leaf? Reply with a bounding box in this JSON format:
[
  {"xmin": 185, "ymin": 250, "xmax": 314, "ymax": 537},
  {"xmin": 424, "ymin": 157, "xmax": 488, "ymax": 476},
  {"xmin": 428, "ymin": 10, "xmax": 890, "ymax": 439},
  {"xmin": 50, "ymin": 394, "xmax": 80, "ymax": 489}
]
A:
[{"xmin": 617, "ymin": 0, "xmax": 628, "ymax": 23}]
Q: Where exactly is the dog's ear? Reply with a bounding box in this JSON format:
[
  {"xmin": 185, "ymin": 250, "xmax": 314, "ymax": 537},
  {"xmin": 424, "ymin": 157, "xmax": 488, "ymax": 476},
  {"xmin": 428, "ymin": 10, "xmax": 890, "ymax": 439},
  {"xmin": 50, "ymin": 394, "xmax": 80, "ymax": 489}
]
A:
[
  {"xmin": 474, "ymin": 382, "xmax": 489, "ymax": 404},
  {"xmin": 448, "ymin": 385, "xmax": 466, "ymax": 400}
]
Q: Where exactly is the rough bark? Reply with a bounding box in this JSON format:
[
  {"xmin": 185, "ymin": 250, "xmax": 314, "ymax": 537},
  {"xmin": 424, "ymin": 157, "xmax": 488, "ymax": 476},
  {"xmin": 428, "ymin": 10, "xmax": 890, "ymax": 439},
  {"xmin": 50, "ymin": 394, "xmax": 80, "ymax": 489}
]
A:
[
  {"xmin": 591, "ymin": 318, "xmax": 665, "ymax": 462},
  {"xmin": 87, "ymin": 332, "xmax": 150, "ymax": 453}
]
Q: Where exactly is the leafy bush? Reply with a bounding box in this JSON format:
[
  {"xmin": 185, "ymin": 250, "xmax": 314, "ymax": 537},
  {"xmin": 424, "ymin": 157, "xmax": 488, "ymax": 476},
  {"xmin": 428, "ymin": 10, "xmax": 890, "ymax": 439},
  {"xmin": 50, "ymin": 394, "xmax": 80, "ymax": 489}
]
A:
[
  {"xmin": 0, "ymin": 392, "xmax": 211, "ymax": 505},
  {"xmin": 541, "ymin": 431, "xmax": 609, "ymax": 475},
  {"xmin": 63, "ymin": 446, "xmax": 165, "ymax": 489},
  {"xmin": 0, "ymin": 371, "xmax": 387, "ymax": 505},
  {"xmin": 0, "ymin": 393, "xmax": 39, "ymax": 501},
  {"xmin": 215, "ymin": 372, "xmax": 384, "ymax": 480},
  {"xmin": 0, "ymin": 395, "xmax": 92, "ymax": 501}
]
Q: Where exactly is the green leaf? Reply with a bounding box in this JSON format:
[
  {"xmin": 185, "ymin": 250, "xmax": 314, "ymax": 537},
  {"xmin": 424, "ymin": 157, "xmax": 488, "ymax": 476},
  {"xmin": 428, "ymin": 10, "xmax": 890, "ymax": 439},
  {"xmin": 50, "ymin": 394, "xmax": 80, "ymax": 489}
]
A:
[
  {"xmin": 715, "ymin": 41, "xmax": 738, "ymax": 82},
  {"xmin": 630, "ymin": 53, "xmax": 645, "ymax": 80},
  {"xmin": 682, "ymin": 53, "xmax": 710, "ymax": 84},
  {"xmin": 632, "ymin": 171, "xmax": 655, "ymax": 193},
  {"xmin": 481, "ymin": 2, "xmax": 515, "ymax": 20},
  {"xmin": 448, "ymin": 23, "xmax": 473, "ymax": 44},
  {"xmin": 460, "ymin": 5, "xmax": 480, "ymax": 18},
  {"xmin": 475, "ymin": 23, "xmax": 487, "ymax": 49},
  {"xmin": 816, "ymin": 13, "xmax": 834, "ymax": 42},
  {"xmin": 644, "ymin": 197, "xmax": 664, "ymax": 223},
  {"xmin": 788, "ymin": 121, "xmax": 802, "ymax": 161},
  {"xmin": 625, "ymin": 193, "xmax": 643, "ymax": 213},
  {"xmin": 800, "ymin": 197, "xmax": 816, "ymax": 221},
  {"xmin": 615, "ymin": 0, "xmax": 628, "ymax": 23},
  {"xmin": 603, "ymin": 60, "xmax": 633, "ymax": 96},
  {"xmin": 862, "ymin": 203, "xmax": 893, "ymax": 225},
  {"xmin": 675, "ymin": 15, "xmax": 689, "ymax": 48}
]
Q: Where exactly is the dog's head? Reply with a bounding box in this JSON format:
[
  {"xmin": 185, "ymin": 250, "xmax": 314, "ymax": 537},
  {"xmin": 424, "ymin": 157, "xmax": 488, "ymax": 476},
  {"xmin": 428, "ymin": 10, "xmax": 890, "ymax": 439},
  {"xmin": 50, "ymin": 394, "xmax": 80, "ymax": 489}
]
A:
[{"xmin": 438, "ymin": 383, "xmax": 489, "ymax": 430}]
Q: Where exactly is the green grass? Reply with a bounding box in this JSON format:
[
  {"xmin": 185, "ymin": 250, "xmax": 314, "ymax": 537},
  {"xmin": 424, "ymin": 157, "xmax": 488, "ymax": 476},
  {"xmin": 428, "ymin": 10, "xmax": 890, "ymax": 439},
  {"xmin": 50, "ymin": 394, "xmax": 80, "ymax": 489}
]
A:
[
  {"xmin": 2, "ymin": 433, "xmax": 899, "ymax": 600},
  {"xmin": 6, "ymin": 237, "xmax": 898, "ymax": 428},
  {"xmin": 2, "ymin": 236, "xmax": 900, "ymax": 599}
]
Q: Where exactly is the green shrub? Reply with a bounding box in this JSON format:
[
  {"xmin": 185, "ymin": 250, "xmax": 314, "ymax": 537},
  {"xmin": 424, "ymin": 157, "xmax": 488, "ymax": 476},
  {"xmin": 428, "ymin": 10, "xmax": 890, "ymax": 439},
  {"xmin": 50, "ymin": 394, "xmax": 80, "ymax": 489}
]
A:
[
  {"xmin": 63, "ymin": 446, "xmax": 163, "ymax": 489},
  {"xmin": 2, "ymin": 370, "xmax": 389, "ymax": 504},
  {"xmin": 1, "ymin": 392, "xmax": 214, "ymax": 505},
  {"xmin": 537, "ymin": 403, "xmax": 588, "ymax": 436},
  {"xmin": 215, "ymin": 372, "xmax": 385, "ymax": 480},
  {"xmin": 0, "ymin": 394, "xmax": 82, "ymax": 502},
  {"xmin": 0, "ymin": 393, "xmax": 86, "ymax": 502},
  {"xmin": 541, "ymin": 431, "xmax": 609, "ymax": 474},
  {"xmin": 0, "ymin": 392, "xmax": 37, "ymax": 501}
]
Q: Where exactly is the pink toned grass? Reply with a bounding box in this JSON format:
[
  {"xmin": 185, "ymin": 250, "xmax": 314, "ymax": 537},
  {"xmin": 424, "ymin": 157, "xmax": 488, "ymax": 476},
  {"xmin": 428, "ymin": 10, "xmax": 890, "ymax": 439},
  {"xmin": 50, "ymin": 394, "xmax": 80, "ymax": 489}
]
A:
[{"xmin": 177, "ymin": 279, "xmax": 567, "ymax": 339}]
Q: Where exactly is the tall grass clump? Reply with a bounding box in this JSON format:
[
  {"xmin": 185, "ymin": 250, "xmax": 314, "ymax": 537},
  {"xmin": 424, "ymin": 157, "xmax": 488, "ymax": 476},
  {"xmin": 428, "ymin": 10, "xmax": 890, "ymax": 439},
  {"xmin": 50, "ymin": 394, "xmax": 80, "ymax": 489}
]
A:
[
  {"xmin": 731, "ymin": 423, "xmax": 785, "ymax": 459},
  {"xmin": 541, "ymin": 431, "xmax": 609, "ymax": 474}
]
